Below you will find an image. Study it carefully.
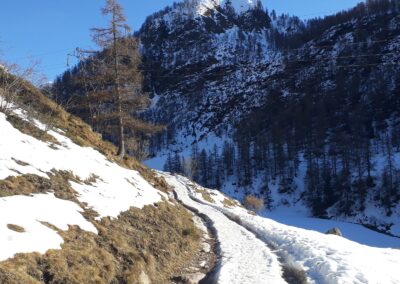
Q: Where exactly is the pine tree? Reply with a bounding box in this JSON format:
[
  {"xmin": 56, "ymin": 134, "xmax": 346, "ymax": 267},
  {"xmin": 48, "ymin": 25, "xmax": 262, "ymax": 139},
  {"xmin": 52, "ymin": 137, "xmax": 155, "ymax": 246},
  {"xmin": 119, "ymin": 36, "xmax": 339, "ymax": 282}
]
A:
[{"xmin": 164, "ymin": 153, "xmax": 173, "ymax": 172}]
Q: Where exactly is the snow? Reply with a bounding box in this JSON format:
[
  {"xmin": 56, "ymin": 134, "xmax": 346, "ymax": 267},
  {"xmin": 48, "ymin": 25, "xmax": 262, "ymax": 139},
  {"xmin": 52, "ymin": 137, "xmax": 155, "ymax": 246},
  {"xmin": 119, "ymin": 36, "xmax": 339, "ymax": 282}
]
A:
[
  {"xmin": 228, "ymin": 210, "xmax": 400, "ymax": 284},
  {"xmin": 0, "ymin": 193, "xmax": 96, "ymax": 261},
  {"xmin": 161, "ymin": 172, "xmax": 286, "ymax": 284},
  {"xmin": 0, "ymin": 106, "xmax": 163, "ymax": 260},
  {"xmin": 167, "ymin": 174, "xmax": 400, "ymax": 284},
  {"xmin": 266, "ymin": 209, "xmax": 400, "ymax": 249},
  {"xmin": 0, "ymin": 110, "xmax": 162, "ymax": 218}
]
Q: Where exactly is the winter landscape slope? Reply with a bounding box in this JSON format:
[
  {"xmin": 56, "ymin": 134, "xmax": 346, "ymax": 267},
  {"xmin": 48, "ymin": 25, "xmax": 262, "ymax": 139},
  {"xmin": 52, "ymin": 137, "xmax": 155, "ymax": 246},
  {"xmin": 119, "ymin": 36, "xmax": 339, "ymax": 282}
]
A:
[
  {"xmin": 136, "ymin": 0, "xmax": 400, "ymax": 238},
  {"xmin": 2, "ymin": 69, "xmax": 400, "ymax": 283},
  {"xmin": 0, "ymin": 79, "xmax": 204, "ymax": 283},
  {"xmin": 52, "ymin": 0, "xmax": 400, "ymax": 242}
]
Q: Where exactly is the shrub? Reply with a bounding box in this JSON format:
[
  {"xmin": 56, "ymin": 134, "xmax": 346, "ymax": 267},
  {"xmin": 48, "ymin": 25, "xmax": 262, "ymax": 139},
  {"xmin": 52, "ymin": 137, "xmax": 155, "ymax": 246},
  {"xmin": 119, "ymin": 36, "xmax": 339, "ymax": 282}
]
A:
[{"xmin": 244, "ymin": 195, "xmax": 264, "ymax": 212}]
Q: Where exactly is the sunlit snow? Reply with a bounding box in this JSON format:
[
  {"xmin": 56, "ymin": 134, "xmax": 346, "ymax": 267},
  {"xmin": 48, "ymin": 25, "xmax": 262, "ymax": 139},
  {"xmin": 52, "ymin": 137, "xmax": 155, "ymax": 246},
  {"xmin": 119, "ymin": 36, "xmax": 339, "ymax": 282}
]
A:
[{"xmin": 0, "ymin": 106, "xmax": 162, "ymax": 260}]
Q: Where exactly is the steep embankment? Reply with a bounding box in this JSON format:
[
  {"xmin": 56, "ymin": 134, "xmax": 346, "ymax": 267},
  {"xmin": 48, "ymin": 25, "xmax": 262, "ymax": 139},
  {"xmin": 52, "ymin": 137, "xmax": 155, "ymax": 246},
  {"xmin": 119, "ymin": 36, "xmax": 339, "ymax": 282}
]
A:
[{"xmin": 0, "ymin": 79, "xmax": 203, "ymax": 283}]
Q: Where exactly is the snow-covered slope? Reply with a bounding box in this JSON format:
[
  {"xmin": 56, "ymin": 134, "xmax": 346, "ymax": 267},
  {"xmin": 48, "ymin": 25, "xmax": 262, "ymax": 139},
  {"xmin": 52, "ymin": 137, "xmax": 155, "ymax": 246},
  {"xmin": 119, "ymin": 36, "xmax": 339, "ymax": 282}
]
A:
[
  {"xmin": 139, "ymin": 2, "xmax": 400, "ymax": 238},
  {"xmin": 0, "ymin": 103, "xmax": 163, "ymax": 261},
  {"xmin": 165, "ymin": 173, "xmax": 400, "ymax": 284}
]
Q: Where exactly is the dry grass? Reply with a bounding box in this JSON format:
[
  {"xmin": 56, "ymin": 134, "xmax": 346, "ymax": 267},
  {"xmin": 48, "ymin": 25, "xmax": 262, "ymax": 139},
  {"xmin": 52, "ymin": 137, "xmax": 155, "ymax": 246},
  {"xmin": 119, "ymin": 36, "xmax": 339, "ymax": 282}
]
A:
[
  {"xmin": 83, "ymin": 174, "xmax": 101, "ymax": 185},
  {"xmin": 0, "ymin": 77, "xmax": 205, "ymax": 282},
  {"xmin": 0, "ymin": 171, "xmax": 99, "ymax": 220},
  {"xmin": 5, "ymin": 77, "xmax": 117, "ymax": 157},
  {"xmin": 222, "ymin": 198, "xmax": 240, "ymax": 208},
  {"xmin": 6, "ymin": 224, "xmax": 25, "ymax": 233},
  {"xmin": 0, "ymin": 171, "xmax": 79, "ymax": 201},
  {"xmin": 244, "ymin": 195, "xmax": 264, "ymax": 213},
  {"xmin": 120, "ymin": 157, "xmax": 171, "ymax": 193},
  {"xmin": 0, "ymin": 169, "xmax": 201, "ymax": 283},
  {"xmin": 2, "ymin": 76, "xmax": 171, "ymax": 195},
  {"xmin": 6, "ymin": 114, "xmax": 58, "ymax": 145},
  {"xmin": 195, "ymin": 188, "xmax": 215, "ymax": 203},
  {"xmin": 0, "ymin": 202, "xmax": 201, "ymax": 284}
]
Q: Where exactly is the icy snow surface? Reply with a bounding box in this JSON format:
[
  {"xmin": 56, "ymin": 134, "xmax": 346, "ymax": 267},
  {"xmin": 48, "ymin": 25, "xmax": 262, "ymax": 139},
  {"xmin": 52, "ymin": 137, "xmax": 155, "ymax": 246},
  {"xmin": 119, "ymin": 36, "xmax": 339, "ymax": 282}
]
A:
[
  {"xmin": 0, "ymin": 107, "xmax": 162, "ymax": 260},
  {"xmin": 165, "ymin": 174, "xmax": 400, "ymax": 284}
]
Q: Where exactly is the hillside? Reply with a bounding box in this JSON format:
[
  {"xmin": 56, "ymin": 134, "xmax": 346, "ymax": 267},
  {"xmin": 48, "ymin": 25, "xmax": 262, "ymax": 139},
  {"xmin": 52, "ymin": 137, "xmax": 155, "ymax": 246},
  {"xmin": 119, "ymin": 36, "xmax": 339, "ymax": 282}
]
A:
[
  {"xmin": 0, "ymin": 77, "xmax": 204, "ymax": 283},
  {"xmin": 2, "ymin": 62, "xmax": 400, "ymax": 283}
]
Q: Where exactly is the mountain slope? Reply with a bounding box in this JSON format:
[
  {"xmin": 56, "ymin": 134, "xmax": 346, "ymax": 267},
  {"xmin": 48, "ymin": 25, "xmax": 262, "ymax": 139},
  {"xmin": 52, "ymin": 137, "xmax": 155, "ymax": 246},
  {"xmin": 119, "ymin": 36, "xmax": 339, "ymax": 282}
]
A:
[
  {"xmin": 140, "ymin": 0, "xmax": 400, "ymax": 237},
  {"xmin": 0, "ymin": 79, "xmax": 203, "ymax": 283},
  {"xmin": 139, "ymin": 0, "xmax": 274, "ymax": 134}
]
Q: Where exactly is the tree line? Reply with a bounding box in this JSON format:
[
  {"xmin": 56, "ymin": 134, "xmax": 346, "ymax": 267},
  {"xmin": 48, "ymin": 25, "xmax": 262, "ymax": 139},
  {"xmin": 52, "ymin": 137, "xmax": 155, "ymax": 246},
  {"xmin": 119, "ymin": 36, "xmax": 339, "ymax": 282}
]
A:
[
  {"xmin": 268, "ymin": 0, "xmax": 399, "ymax": 50},
  {"xmin": 163, "ymin": 0, "xmax": 400, "ymax": 217}
]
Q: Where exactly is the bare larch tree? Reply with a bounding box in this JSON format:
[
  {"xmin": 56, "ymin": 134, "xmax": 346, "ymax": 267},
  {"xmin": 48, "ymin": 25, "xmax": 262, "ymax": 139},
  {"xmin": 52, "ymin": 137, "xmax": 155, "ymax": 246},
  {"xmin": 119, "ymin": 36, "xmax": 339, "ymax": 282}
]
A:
[{"xmin": 90, "ymin": 0, "xmax": 158, "ymax": 159}]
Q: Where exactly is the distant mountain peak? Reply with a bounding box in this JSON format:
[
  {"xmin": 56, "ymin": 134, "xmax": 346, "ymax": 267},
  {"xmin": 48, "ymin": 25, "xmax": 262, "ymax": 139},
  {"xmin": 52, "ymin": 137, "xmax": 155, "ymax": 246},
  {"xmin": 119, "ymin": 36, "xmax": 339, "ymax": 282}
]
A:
[{"xmin": 196, "ymin": 0, "xmax": 257, "ymax": 16}]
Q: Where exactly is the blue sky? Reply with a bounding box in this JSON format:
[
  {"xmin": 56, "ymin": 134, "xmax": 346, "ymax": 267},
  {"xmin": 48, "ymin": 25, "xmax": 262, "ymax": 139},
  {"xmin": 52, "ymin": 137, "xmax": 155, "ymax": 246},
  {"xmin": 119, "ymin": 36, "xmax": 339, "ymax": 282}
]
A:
[{"xmin": 0, "ymin": 0, "xmax": 363, "ymax": 80}]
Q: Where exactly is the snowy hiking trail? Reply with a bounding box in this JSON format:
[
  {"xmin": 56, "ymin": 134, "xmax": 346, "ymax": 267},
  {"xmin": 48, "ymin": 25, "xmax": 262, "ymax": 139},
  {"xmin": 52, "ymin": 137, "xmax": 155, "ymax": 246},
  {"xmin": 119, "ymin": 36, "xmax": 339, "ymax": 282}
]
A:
[
  {"xmin": 162, "ymin": 173, "xmax": 288, "ymax": 284},
  {"xmin": 162, "ymin": 173, "xmax": 400, "ymax": 284}
]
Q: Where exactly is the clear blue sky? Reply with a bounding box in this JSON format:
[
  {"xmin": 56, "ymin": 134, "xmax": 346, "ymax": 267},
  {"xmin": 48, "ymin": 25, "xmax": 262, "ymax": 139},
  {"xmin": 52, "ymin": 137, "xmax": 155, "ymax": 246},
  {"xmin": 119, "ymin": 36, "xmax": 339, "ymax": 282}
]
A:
[{"xmin": 0, "ymin": 0, "xmax": 363, "ymax": 81}]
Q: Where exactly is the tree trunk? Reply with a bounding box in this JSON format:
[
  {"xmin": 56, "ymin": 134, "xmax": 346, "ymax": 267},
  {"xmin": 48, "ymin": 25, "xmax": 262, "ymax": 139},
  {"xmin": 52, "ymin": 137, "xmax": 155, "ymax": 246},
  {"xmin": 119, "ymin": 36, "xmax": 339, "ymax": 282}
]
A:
[{"xmin": 111, "ymin": 9, "xmax": 125, "ymax": 159}]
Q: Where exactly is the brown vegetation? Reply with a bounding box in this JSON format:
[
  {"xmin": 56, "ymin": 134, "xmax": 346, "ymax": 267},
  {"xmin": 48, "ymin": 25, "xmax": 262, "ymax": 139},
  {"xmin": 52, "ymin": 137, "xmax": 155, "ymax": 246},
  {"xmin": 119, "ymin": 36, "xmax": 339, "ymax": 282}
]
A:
[
  {"xmin": 0, "ymin": 201, "xmax": 201, "ymax": 284},
  {"xmin": 6, "ymin": 224, "xmax": 25, "ymax": 233},
  {"xmin": 0, "ymin": 55, "xmax": 167, "ymax": 194},
  {"xmin": 243, "ymin": 195, "xmax": 264, "ymax": 212},
  {"xmin": 0, "ymin": 24, "xmax": 200, "ymax": 282},
  {"xmin": 6, "ymin": 114, "xmax": 58, "ymax": 145},
  {"xmin": 196, "ymin": 189, "xmax": 215, "ymax": 204},
  {"xmin": 0, "ymin": 171, "xmax": 79, "ymax": 201},
  {"xmin": 0, "ymin": 168, "xmax": 200, "ymax": 283},
  {"xmin": 222, "ymin": 198, "xmax": 241, "ymax": 208}
]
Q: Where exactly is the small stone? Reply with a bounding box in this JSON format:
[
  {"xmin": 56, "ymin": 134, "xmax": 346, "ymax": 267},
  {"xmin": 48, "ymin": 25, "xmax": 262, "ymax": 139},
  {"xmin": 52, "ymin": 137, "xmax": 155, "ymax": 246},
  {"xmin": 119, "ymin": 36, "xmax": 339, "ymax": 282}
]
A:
[
  {"xmin": 201, "ymin": 243, "xmax": 211, "ymax": 253},
  {"xmin": 139, "ymin": 271, "xmax": 151, "ymax": 284},
  {"xmin": 178, "ymin": 272, "xmax": 206, "ymax": 284},
  {"xmin": 199, "ymin": 260, "xmax": 207, "ymax": 268},
  {"xmin": 325, "ymin": 227, "xmax": 343, "ymax": 237}
]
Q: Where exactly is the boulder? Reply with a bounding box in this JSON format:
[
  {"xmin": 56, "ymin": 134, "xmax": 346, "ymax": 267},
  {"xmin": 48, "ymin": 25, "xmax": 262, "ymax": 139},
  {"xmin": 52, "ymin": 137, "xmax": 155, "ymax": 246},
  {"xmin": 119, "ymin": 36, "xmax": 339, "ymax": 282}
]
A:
[{"xmin": 325, "ymin": 227, "xmax": 343, "ymax": 237}]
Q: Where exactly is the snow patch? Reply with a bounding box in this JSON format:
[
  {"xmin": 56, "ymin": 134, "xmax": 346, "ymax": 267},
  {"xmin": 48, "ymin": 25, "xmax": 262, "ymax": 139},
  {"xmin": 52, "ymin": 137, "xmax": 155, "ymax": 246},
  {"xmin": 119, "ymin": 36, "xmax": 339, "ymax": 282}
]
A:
[{"xmin": 0, "ymin": 193, "xmax": 96, "ymax": 261}]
